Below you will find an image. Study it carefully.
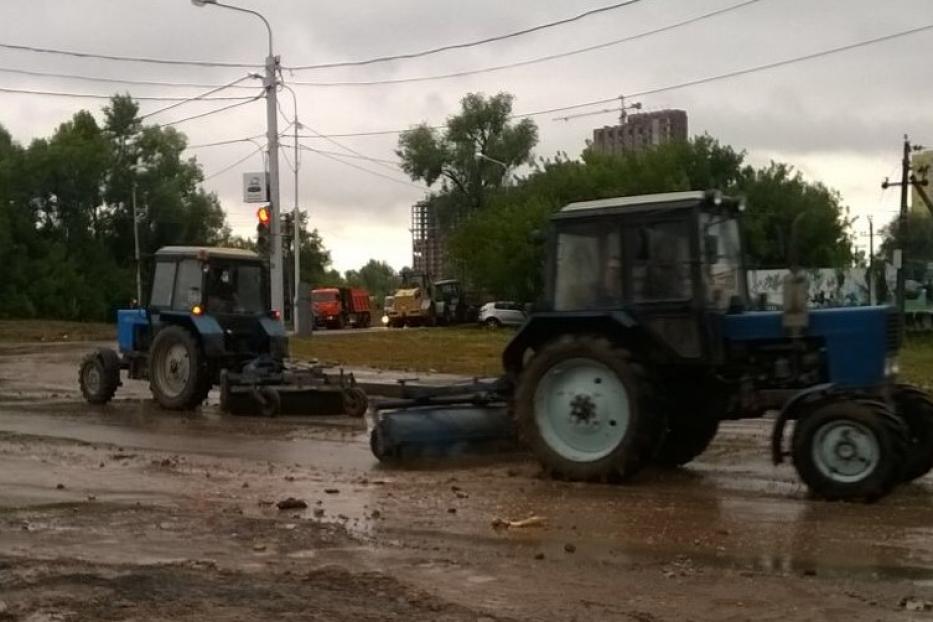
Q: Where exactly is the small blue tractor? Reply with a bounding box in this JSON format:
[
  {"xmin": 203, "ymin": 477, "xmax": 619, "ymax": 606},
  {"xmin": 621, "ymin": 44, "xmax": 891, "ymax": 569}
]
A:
[
  {"xmin": 372, "ymin": 191, "xmax": 933, "ymax": 501},
  {"xmin": 79, "ymin": 246, "xmax": 367, "ymax": 417}
]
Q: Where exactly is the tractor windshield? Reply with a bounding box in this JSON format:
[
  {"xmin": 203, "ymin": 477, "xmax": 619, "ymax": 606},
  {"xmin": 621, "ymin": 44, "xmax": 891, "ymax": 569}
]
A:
[
  {"xmin": 701, "ymin": 214, "xmax": 744, "ymax": 309},
  {"xmin": 205, "ymin": 262, "xmax": 265, "ymax": 315}
]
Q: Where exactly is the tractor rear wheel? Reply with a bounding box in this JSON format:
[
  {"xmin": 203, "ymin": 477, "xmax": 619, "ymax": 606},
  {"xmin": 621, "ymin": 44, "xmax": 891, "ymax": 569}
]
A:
[
  {"xmin": 893, "ymin": 384, "xmax": 933, "ymax": 482},
  {"xmin": 654, "ymin": 416, "xmax": 720, "ymax": 467},
  {"xmin": 79, "ymin": 348, "xmax": 121, "ymax": 405},
  {"xmin": 342, "ymin": 387, "xmax": 369, "ymax": 418},
  {"xmin": 149, "ymin": 326, "xmax": 206, "ymax": 411},
  {"xmin": 792, "ymin": 398, "xmax": 908, "ymax": 501},
  {"xmin": 514, "ymin": 335, "xmax": 656, "ymax": 482}
]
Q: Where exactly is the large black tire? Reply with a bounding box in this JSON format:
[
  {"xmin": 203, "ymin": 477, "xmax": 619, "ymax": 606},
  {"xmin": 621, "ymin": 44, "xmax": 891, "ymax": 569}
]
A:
[
  {"xmin": 893, "ymin": 384, "xmax": 933, "ymax": 482},
  {"xmin": 654, "ymin": 416, "xmax": 720, "ymax": 467},
  {"xmin": 79, "ymin": 348, "xmax": 121, "ymax": 405},
  {"xmin": 514, "ymin": 335, "xmax": 657, "ymax": 482},
  {"xmin": 149, "ymin": 325, "xmax": 206, "ymax": 411},
  {"xmin": 792, "ymin": 398, "xmax": 908, "ymax": 501}
]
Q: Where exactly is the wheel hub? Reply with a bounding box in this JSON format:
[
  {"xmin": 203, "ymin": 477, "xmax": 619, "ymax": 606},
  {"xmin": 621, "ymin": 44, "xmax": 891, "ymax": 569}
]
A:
[
  {"xmin": 570, "ymin": 394, "xmax": 597, "ymax": 424},
  {"xmin": 84, "ymin": 366, "xmax": 101, "ymax": 394},
  {"xmin": 157, "ymin": 344, "xmax": 191, "ymax": 398},
  {"xmin": 812, "ymin": 420, "xmax": 879, "ymax": 483}
]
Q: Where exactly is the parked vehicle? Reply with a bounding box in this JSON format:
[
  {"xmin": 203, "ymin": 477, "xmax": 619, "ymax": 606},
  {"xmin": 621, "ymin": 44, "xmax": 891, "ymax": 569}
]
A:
[
  {"xmin": 386, "ymin": 274, "xmax": 476, "ymax": 327},
  {"xmin": 478, "ymin": 301, "xmax": 527, "ymax": 327},
  {"xmin": 312, "ymin": 287, "xmax": 372, "ymax": 329}
]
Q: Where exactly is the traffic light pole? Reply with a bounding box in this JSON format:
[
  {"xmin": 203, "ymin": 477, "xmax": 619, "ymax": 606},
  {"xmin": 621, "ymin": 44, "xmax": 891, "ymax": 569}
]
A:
[{"xmin": 265, "ymin": 54, "xmax": 285, "ymax": 319}]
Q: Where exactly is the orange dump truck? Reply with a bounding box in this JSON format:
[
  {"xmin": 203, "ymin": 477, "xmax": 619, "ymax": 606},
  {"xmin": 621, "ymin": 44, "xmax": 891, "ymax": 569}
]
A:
[{"xmin": 311, "ymin": 287, "xmax": 372, "ymax": 329}]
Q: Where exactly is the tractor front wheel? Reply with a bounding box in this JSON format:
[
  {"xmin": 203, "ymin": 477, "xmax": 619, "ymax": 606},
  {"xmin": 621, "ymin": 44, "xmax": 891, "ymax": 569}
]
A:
[
  {"xmin": 792, "ymin": 399, "xmax": 908, "ymax": 501},
  {"xmin": 79, "ymin": 348, "xmax": 121, "ymax": 405},
  {"xmin": 514, "ymin": 336, "xmax": 655, "ymax": 482},
  {"xmin": 149, "ymin": 326, "xmax": 206, "ymax": 411},
  {"xmin": 893, "ymin": 384, "xmax": 933, "ymax": 482}
]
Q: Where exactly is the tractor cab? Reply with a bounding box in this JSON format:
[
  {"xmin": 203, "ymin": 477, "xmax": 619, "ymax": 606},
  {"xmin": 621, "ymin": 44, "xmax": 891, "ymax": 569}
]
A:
[{"xmin": 542, "ymin": 190, "xmax": 746, "ymax": 363}]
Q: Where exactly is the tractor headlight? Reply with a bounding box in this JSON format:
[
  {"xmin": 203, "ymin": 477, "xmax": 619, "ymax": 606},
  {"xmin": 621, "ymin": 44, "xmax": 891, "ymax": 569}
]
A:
[
  {"xmin": 885, "ymin": 356, "xmax": 900, "ymax": 378},
  {"xmin": 381, "ymin": 315, "xmax": 389, "ymax": 325}
]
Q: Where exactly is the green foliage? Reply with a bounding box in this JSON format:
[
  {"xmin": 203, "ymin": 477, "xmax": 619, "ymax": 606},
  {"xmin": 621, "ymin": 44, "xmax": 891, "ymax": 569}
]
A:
[
  {"xmin": 447, "ymin": 135, "xmax": 854, "ymax": 301},
  {"xmin": 0, "ymin": 95, "xmax": 340, "ymax": 322},
  {"xmin": 397, "ymin": 92, "xmax": 538, "ymax": 216},
  {"xmin": 344, "ymin": 259, "xmax": 401, "ymax": 305},
  {"xmin": 739, "ymin": 162, "xmax": 853, "ymax": 268}
]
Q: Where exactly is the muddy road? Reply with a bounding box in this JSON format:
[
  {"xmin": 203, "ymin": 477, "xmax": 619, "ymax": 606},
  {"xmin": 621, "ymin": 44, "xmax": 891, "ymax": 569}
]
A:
[{"xmin": 1, "ymin": 342, "xmax": 933, "ymax": 621}]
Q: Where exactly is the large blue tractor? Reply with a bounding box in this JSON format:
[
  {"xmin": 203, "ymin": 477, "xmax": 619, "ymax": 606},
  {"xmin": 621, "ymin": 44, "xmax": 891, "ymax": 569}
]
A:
[
  {"xmin": 79, "ymin": 246, "xmax": 366, "ymax": 417},
  {"xmin": 374, "ymin": 191, "xmax": 933, "ymax": 501}
]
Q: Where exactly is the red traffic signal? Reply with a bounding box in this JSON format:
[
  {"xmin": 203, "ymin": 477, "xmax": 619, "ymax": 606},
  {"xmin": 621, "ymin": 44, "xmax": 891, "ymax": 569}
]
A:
[{"xmin": 257, "ymin": 206, "xmax": 271, "ymax": 226}]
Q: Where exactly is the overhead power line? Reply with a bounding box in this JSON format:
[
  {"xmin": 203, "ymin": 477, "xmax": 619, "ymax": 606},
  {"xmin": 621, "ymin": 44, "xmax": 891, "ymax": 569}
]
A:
[
  {"xmin": 140, "ymin": 74, "xmax": 258, "ymax": 119},
  {"xmin": 187, "ymin": 134, "xmax": 267, "ymax": 149},
  {"xmin": 0, "ymin": 64, "xmax": 257, "ymax": 90},
  {"xmin": 297, "ymin": 122, "xmax": 402, "ymax": 173},
  {"xmin": 0, "ymin": 84, "xmax": 257, "ymax": 102},
  {"xmin": 203, "ymin": 142, "xmax": 266, "ymax": 181},
  {"xmin": 294, "ymin": 21, "xmax": 933, "ymax": 138},
  {"xmin": 0, "ymin": 41, "xmax": 262, "ymax": 69},
  {"xmin": 288, "ymin": 0, "xmax": 764, "ymax": 86},
  {"xmin": 286, "ymin": 0, "xmax": 642, "ymax": 71},
  {"xmin": 157, "ymin": 93, "xmax": 263, "ymax": 128},
  {"xmin": 306, "ymin": 148, "xmax": 424, "ymax": 190},
  {"xmin": 286, "ymin": 142, "xmax": 401, "ymax": 166}
]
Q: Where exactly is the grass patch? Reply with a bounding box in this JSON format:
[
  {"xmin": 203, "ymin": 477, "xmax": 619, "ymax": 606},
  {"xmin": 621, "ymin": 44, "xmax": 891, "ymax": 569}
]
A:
[
  {"xmin": 291, "ymin": 327, "xmax": 512, "ymax": 376},
  {"xmin": 0, "ymin": 320, "xmax": 114, "ymax": 343},
  {"xmin": 294, "ymin": 327, "xmax": 933, "ymax": 385},
  {"xmin": 901, "ymin": 334, "xmax": 933, "ymax": 388}
]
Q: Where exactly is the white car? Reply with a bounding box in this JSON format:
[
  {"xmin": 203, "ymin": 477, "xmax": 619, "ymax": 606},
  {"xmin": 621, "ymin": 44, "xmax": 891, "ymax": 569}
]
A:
[{"xmin": 478, "ymin": 301, "xmax": 527, "ymax": 328}]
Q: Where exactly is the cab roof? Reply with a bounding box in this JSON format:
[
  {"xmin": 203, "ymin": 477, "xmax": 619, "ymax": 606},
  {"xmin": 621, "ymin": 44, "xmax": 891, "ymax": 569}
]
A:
[
  {"xmin": 554, "ymin": 190, "xmax": 735, "ymax": 220},
  {"xmin": 155, "ymin": 246, "xmax": 260, "ymax": 261}
]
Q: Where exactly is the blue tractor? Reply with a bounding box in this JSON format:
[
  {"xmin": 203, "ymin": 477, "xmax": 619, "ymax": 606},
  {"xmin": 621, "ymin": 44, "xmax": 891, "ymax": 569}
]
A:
[
  {"xmin": 374, "ymin": 191, "xmax": 933, "ymax": 501},
  {"xmin": 79, "ymin": 246, "xmax": 366, "ymax": 417}
]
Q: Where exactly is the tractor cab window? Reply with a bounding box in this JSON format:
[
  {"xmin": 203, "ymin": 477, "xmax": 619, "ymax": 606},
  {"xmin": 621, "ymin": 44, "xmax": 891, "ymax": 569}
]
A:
[
  {"xmin": 629, "ymin": 220, "xmax": 692, "ymax": 302},
  {"xmin": 205, "ymin": 262, "xmax": 265, "ymax": 314},
  {"xmin": 150, "ymin": 261, "xmax": 176, "ymax": 308},
  {"xmin": 701, "ymin": 214, "xmax": 744, "ymax": 309},
  {"xmin": 553, "ymin": 222, "xmax": 622, "ymax": 311},
  {"xmin": 172, "ymin": 259, "xmax": 203, "ymax": 311}
]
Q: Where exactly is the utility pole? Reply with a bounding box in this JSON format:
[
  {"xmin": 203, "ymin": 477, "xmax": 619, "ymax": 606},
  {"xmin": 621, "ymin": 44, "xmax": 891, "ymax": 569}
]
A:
[
  {"xmin": 132, "ymin": 183, "xmax": 142, "ymax": 305},
  {"xmin": 265, "ymin": 55, "xmax": 285, "ymax": 319},
  {"xmin": 881, "ymin": 136, "xmax": 913, "ymax": 313},
  {"xmin": 293, "ymin": 117, "xmax": 303, "ymax": 334}
]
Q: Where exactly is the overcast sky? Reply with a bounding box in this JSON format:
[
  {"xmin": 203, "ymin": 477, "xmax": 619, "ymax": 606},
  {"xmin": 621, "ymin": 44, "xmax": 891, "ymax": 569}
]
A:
[{"xmin": 0, "ymin": 0, "xmax": 930, "ymax": 271}]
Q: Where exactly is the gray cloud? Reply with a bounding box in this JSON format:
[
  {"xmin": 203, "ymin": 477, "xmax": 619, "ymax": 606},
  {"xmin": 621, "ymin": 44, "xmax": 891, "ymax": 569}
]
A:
[{"xmin": 0, "ymin": 0, "xmax": 928, "ymax": 271}]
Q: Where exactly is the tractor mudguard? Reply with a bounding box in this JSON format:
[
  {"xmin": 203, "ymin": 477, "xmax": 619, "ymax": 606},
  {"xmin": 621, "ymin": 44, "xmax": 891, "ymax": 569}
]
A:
[
  {"xmin": 771, "ymin": 382, "xmax": 836, "ymax": 464},
  {"xmin": 502, "ymin": 311, "xmax": 639, "ymax": 377},
  {"xmin": 257, "ymin": 316, "xmax": 289, "ymax": 359},
  {"xmin": 159, "ymin": 312, "xmax": 226, "ymax": 357}
]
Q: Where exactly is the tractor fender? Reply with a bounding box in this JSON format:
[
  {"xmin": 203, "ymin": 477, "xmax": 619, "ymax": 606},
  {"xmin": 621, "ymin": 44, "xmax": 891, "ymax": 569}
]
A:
[
  {"xmin": 771, "ymin": 382, "xmax": 836, "ymax": 464},
  {"xmin": 158, "ymin": 312, "xmax": 226, "ymax": 358},
  {"xmin": 502, "ymin": 311, "xmax": 640, "ymax": 378}
]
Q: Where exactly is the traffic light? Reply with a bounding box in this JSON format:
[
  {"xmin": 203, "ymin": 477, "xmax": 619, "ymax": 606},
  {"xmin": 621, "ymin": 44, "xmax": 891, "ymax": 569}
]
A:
[{"xmin": 256, "ymin": 206, "xmax": 270, "ymax": 256}]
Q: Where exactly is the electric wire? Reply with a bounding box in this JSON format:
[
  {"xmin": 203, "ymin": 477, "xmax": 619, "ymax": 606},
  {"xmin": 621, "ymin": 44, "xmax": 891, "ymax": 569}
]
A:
[
  {"xmin": 0, "ymin": 41, "xmax": 263, "ymax": 68},
  {"xmin": 288, "ymin": 0, "xmax": 764, "ymax": 86},
  {"xmin": 157, "ymin": 93, "xmax": 263, "ymax": 127},
  {"xmin": 203, "ymin": 142, "xmax": 266, "ymax": 181}
]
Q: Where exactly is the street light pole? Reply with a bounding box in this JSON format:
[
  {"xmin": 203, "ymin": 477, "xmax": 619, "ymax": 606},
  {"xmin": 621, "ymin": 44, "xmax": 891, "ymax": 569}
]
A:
[
  {"xmin": 280, "ymin": 83, "xmax": 303, "ymax": 335},
  {"xmin": 192, "ymin": 0, "xmax": 284, "ymax": 321}
]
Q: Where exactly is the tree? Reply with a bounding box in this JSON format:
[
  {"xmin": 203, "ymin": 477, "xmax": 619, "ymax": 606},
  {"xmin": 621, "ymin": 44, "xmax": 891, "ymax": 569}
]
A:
[
  {"xmin": 344, "ymin": 259, "xmax": 401, "ymax": 305},
  {"xmin": 739, "ymin": 162, "xmax": 853, "ymax": 269},
  {"xmin": 397, "ymin": 92, "xmax": 538, "ymax": 217},
  {"xmin": 447, "ymin": 135, "xmax": 854, "ymax": 302}
]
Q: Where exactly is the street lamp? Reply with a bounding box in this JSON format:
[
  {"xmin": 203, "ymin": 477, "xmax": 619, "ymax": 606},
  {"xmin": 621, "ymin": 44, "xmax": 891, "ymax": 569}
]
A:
[
  {"xmin": 475, "ymin": 150, "xmax": 511, "ymax": 185},
  {"xmin": 191, "ymin": 0, "xmax": 284, "ymax": 321}
]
